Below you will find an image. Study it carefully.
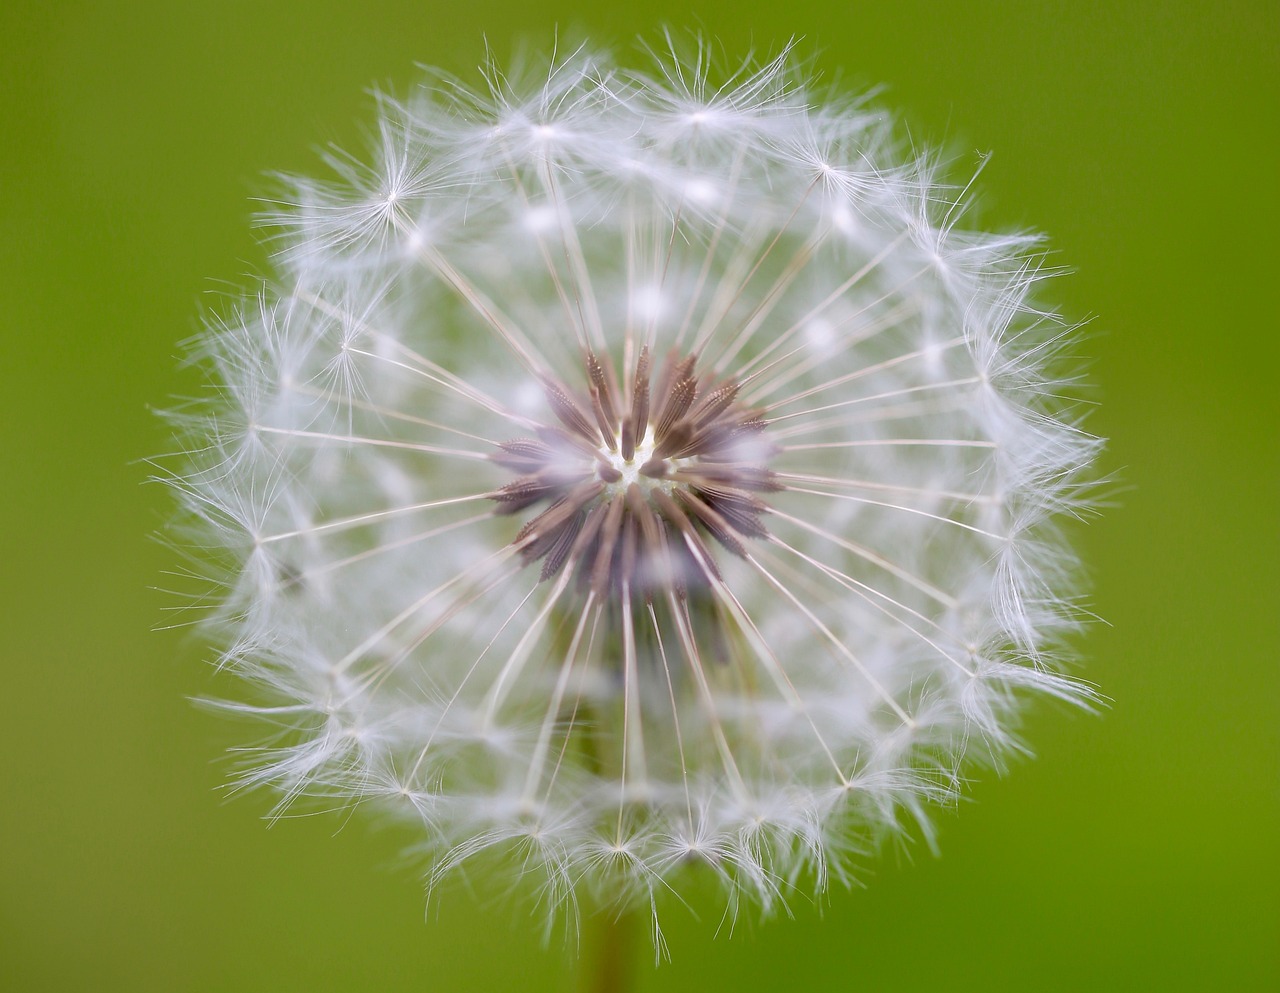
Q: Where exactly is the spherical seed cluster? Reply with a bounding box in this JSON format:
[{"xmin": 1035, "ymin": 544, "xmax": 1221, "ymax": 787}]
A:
[{"xmin": 164, "ymin": 42, "xmax": 1100, "ymax": 928}]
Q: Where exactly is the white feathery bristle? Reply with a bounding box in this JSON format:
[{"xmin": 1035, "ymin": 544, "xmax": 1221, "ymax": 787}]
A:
[{"xmin": 162, "ymin": 38, "xmax": 1101, "ymax": 937}]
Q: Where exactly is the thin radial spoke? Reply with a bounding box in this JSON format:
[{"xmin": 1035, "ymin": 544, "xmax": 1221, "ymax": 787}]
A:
[
  {"xmin": 353, "ymin": 559, "xmax": 529, "ymax": 702},
  {"xmin": 412, "ymin": 238, "xmax": 551, "ymax": 374},
  {"xmin": 408, "ymin": 579, "xmax": 543, "ymax": 782},
  {"xmin": 333, "ymin": 543, "xmax": 520, "ymax": 674},
  {"xmin": 542, "ymin": 161, "xmax": 608, "ymax": 352},
  {"xmin": 781, "ymin": 438, "xmax": 995, "ymax": 452},
  {"xmin": 709, "ymin": 236, "xmax": 818, "ymax": 375},
  {"xmin": 259, "ymin": 490, "xmax": 494, "ymax": 545},
  {"xmin": 673, "ymin": 143, "xmax": 748, "ymax": 350},
  {"xmin": 760, "ymin": 337, "xmax": 966, "ymax": 412},
  {"xmin": 480, "ymin": 568, "xmax": 576, "ymax": 727},
  {"xmin": 694, "ymin": 176, "xmax": 820, "ymax": 359},
  {"xmin": 688, "ymin": 221, "xmax": 770, "ymax": 355},
  {"xmin": 781, "ymin": 482, "xmax": 1004, "ymax": 540},
  {"xmin": 541, "ymin": 602, "xmax": 605, "ymax": 805},
  {"xmin": 768, "ymin": 506, "xmax": 957, "ymax": 606},
  {"xmin": 768, "ymin": 395, "xmax": 983, "ymax": 439},
  {"xmin": 347, "ymin": 346, "xmax": 507, "ymax": 422},
  {"xmin": 763, "ymin": 536, "xmax": 974, "ymax": 677},
  {"xmin": 643, "ymin": 197, "xmax": 686, "ymax": 356},
  {"xmin": 616, "ymin": 586, "xmax": 650, "ymax": 840},
  {"xmin": 646, "ymin": 601, "xmax": 694, "ymax": 826},
  {"xmin": 285, "ymin": 511, "xmax": 492, "ymax": 585},
  {"xmin": 738, "ymin": 299, "xmax": 918, "ymax": 404},
  {"xmin": 520, "ymin": 591, "xmax": 599, "ymax": 804},
  {"xmin": 734, "ymin": 231, "xmax": 913, "ymax": 378},
  {"xmin": 255, "ymin": 425, "xmax": 489, "ymax": 461},
  {"xmin": 285, "ymin": 382, "xmax": 504, "ymax": 446},
  {"xmin": 500, "ymin": 158, "xmax": 593, "ymax": 354},
  {"xmin": 665, "ymin": 586, "xmax": 750, "ymax": 800},
  {"xmin": 679, "ymin": 535, "xmax": 849, "ymax": 784},
  {"xmin": 359, "ymin": 332, "xmax": 536, "ymax": 425},
  {"xmin": 294, "ymin": 289, "xmax": 531, "ymax": 423},
  {"xmin": 765, "ymin": 377, "xmax": 983, "ymax": 425},
  {"xmin": 745, "ymin": 553, "xmax": 916, "ymax": 727},
  {"xmin": 773, "ymin": 470, "xmax": 996, "ymax": 505}
]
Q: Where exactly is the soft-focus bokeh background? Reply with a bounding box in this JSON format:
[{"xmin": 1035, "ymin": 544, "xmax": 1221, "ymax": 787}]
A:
[{"xmin": 3, "ymin": 1, "xmax": 1276, "ymax": 990}]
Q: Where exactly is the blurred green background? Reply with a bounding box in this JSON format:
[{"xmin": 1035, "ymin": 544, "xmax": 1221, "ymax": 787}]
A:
[{"xmin": 2, "ymin": 1, "xmax": 1276, "ymax": 990}]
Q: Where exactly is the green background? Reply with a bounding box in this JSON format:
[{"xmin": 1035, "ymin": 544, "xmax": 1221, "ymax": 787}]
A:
[{"xmin": 2, "ymin": 1, "xmax": 1276, "ymax": 990}]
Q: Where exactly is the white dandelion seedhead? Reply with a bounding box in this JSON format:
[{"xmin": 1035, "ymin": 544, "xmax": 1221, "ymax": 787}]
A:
[{"xmin": 164, "ymin": 39, "xmax": 1101, "ymax": 930}]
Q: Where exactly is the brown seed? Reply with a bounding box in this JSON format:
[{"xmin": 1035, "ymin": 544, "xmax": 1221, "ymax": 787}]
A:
[{"xmin": 490, "ymin": 350, "xmax": 782, "ymax": 599}]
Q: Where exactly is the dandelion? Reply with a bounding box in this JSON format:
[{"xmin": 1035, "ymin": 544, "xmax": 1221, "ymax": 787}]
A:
[{"xmin": 163, "ymin": 38, "xmax": 1100, "ymax": 947}]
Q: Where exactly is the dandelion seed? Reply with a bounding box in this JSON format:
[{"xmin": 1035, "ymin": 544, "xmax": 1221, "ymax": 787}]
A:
[{"xmin": 162, "ymin": 38, "xmax": 1101, "ymax": 939}]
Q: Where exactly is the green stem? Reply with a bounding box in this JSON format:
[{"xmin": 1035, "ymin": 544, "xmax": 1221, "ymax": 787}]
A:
[{"xmin": 583, "ymin": 905, "xmax": 638, "ymax": 993}]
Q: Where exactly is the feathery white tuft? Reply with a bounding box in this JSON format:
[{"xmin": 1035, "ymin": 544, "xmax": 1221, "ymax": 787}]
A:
[{"xmin": 162, "ymin": 38, "xmax": 1101, "ymax": 935}]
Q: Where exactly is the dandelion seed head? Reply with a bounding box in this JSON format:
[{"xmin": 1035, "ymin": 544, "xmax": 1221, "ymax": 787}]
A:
[{"xmin": 164, "ymin": 38, "xmax": 1101, "ymax": 932}]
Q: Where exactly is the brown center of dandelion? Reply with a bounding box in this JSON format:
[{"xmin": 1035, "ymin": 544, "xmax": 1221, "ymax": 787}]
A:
[{"xmin": 490, "ymin": 348, "xmax": 781, "ymax": 597}]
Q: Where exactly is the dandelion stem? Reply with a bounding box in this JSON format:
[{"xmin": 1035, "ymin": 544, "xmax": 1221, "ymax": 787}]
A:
[{"xmin": 582, "ymin": 905, "xmax": 637, "ymax": 993}]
